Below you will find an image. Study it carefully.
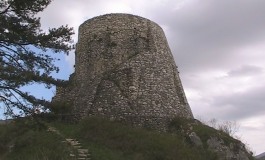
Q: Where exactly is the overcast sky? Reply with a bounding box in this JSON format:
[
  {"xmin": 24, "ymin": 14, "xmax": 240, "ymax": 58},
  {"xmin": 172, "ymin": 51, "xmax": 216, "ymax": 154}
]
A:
[{"xmin": 37, "ymin": 0, "xmax": 265, "ymax": 155}]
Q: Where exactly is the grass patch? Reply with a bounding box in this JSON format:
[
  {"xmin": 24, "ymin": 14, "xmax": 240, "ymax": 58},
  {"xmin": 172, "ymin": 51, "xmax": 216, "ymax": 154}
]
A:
[
  {"xmin": 54, "ymin": 117, "xmax": 218, "ymax": 160},
  {"xmin": 1, "ymin": 116, "xmax": 253, "ymax": 160},
  {"xmin": 0, "ymin": 119, "xmax": 72, "ymax": 160}
]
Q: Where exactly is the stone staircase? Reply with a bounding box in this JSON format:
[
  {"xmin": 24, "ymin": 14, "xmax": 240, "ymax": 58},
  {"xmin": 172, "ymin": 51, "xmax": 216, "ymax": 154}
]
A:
[
  {"xmin": 65, "ymin": 138, "xmax": 91, "ymax": 160},
  {"xmin": 47, "ymin": 126, "xmax": 91, "ymax": 160}
]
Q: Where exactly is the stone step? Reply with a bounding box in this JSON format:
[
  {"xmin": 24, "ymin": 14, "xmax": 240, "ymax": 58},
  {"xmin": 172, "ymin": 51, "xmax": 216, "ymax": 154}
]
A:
[
  {"xmin": 70, "ymin": 141, "xmax": 81, "ymax": 145},
  {"xmin": 69, "ymin": 153, "xmax": 75, "ymax": 157},
  {"xmin": 78, "ymin": 153, "xmax": 88, "ymax": 157},
  {"xmin": 73, "ymin": 145, "xmax": 82, "ymax": 149},
  {"xmin": 66, "ymin": 138, "xmax": 75, "ymax": 142},
  {"xmin": 78, "ymin": 149, "xmax": 89, "ymax": 153},
  {"xmin": 47, "ymin": 126, "xmax": 91, "ymax": 160}
]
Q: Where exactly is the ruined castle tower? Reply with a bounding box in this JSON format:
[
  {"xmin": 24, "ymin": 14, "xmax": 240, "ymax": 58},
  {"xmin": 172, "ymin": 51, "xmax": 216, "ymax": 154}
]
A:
[{"xmin": 52, "ymin": 13, "xmax": 193, "ymax": 128}]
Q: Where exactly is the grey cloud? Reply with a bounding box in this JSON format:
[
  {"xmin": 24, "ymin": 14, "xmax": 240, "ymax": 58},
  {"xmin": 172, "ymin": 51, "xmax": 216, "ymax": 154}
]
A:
[
  {"xmin": 228, "ymin": 65, "xmax": 264, "ymax": 77},
  {"xmin": 211, "ymin": 85, "xmax": 265, "ymax": 120},
  {"xmin": 39, "ymin": 0, "xmax": 105, "ymax": 30},
  {"xmin": 150, "ymin": 0, "xmax": 265, "ymax": 72}
]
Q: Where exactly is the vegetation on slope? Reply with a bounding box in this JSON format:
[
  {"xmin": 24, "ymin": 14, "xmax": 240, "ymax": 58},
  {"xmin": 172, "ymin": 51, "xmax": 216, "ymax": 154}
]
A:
[
  {"xmin": 54, "ymin": 117, "xmax": 218, "ymax": 160},
  {"xmin": 0, "ymin": 116, "xmax": 254, "ymax": 160},
  {"xmin": 0, "ymin": 119, "xmax": 72, "ymax": 160}
]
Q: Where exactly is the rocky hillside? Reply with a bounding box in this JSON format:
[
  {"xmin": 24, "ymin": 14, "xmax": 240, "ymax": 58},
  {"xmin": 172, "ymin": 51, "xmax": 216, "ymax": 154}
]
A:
[
  {"xmin": 0, "ymin": 116, "xmax": 255, "ymax": 160},
  {"xmin": 256, "ymin": 152, "xmax": 265, "ymax": 160}
]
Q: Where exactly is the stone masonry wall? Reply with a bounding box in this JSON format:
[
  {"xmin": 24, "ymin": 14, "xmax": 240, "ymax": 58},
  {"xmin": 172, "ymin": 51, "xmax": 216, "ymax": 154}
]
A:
[{"xmin": 52, "ymin": 13, "xmax": 193, "ymax": 129}]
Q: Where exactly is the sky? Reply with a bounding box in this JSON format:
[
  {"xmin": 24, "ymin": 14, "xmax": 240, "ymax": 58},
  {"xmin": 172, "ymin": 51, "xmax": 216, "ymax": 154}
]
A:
[{"xmin": 9, "ymin": 0, "xmax": 265, "ymax": 155}]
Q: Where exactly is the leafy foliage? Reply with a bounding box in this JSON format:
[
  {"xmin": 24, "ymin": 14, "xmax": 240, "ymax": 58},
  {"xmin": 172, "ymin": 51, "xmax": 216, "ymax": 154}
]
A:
[{"xmin": 0, "ymin": 0, "xmax": 74, "ymax": 117}]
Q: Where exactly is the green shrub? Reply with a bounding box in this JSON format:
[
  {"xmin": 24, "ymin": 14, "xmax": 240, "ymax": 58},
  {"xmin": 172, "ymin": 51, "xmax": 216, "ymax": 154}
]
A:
[{"xmin": 49, "ymin": 101, "xmax": 73, "ymax": 115}]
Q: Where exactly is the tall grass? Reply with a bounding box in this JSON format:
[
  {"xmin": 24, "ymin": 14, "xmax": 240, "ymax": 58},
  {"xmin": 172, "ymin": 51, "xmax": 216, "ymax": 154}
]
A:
[
  {"xmin": 1, "ymin": 116, "xmax": 253, "ymax": 160},
  {"xmin": 54, "ymin": 117, "xmax": 218, "ymax": 160},
  {"xmin": 0, "ymin": 119, "xmax": 72, "ymax": 160}
]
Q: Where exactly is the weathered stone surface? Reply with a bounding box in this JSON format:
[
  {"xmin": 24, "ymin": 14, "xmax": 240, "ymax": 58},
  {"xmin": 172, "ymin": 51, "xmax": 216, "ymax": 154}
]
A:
[
  {"xmin": 52, "ymin": 13, "xmax": 193, "ymax": 129},
  {"xmin": 207, "ymin": 137, "xmax": 250, "ymax": 160},
  {"xmin": 189, "ymin": 132, "xmax": 203, "ymax": 147}
]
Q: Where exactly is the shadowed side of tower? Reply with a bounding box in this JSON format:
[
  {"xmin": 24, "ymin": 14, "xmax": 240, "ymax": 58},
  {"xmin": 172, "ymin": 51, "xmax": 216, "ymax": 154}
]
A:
[{"xmin": 52, "ymin": 13, "xmax": 193, "ymax": 130}]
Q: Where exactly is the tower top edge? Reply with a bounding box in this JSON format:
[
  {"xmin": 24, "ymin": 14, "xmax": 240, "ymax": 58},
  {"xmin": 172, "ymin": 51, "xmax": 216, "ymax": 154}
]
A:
[{"xmin": 79, "ymin": 13, "xmax": 162, "ymax": 30}]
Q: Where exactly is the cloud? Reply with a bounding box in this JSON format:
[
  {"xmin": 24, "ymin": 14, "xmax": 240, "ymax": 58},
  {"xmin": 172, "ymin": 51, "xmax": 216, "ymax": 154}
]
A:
[
  {"xmin": 159, "ymin": 0, "xmax": 265, "ymax": 72},
  {"xmin": 184, "ymin": 64, "xmax": 265, "ymax": 120},
  {"xmin": 228, "ymin": 65, "xmax": 264, "ymax": 77},
  {"xmin": 239, "ymin": 115, "xmax": 265, "ymax": 155},
  {"xmin": 211, "ymin": 85, "xmax": 265, "ymax": 120}
]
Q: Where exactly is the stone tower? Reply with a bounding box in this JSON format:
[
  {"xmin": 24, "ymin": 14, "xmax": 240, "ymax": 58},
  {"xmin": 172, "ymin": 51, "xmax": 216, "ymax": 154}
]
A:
[{"xmin": 52, "ymin": 13, "xmax": 193, "ymax": 129}]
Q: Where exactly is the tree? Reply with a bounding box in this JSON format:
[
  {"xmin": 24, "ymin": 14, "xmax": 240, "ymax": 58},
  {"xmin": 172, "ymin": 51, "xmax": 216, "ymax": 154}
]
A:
[
  {"xmin": 0, "ymin": 0, "xmax": 74, "ymax": 118},
  {"xmin": 217, "ymin": 120, "xmax": 239, "ymax": 137},
  {"xmin": 203, "ymin": 118, "xmax": 239, "ymax": 138}
]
